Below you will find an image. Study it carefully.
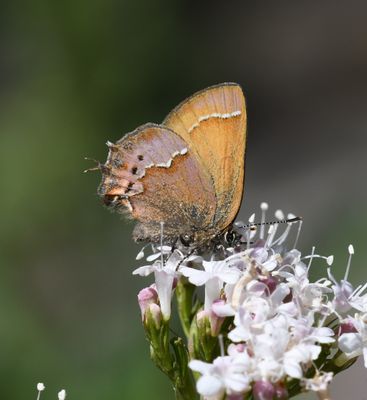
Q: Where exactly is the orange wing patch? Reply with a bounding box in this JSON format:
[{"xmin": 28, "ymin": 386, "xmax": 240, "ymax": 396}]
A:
[{"xmin": 163, "ymin": 83, "xmax": 247, "ymax": 231}]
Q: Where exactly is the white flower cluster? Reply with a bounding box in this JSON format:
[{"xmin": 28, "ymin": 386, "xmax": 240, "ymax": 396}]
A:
[
  {"xmin": 133, "ymin": 204, "xmax": 367, "ymax": 399},
  {"xmin": 36, "ymin": 383, "xmax": 66, "ymax": 400}
]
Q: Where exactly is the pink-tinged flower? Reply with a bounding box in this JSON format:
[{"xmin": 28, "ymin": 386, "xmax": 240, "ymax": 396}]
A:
[
  {"xmin": 279, "ymin": 259, "xmax": 332, "ymax": 312},
  {"xmin": 289, "ymin": 314, "xmax": 335, "ymax": 345},
  {"xmin": 181, "ymin": 260, "xmax": 241, "ymax": 311},
  {"xmin": 338, "ymin": 313, "xmax": 367, "ymax": 367},
  {"xmin": 133, "ymin": 250, "xmax": 183, "ymax": 320},
  {"xmin": 137, "ymin": 285, "xmax": 158, "ymax": 320},
  {"xmin": 328, "ymin": 245, "xmax": 365, "ymax": 314},
  {"xmin": 338, "ymin": 319, "xmax": 358, "ymax": 335},
  {"xmin": 228, "ymin": 284, "xmax": 294, "ymax": 344},
  {"xmin": 197, "ymin": 299, "xmax": 226, "ymax": 336},
  {"xmin": 260, "ymin": 276, "xmax": 278, "ymax": 294},
  {"xmin": 274, "ymin": 383, "xmax": 288, "ymax": 399},
  {"xmin": 189, "ymin": 355, "xmax": 251, "ymax": 398},
  {"xmin": 328, "ymin": 268, "xmax": 354, "ymax": 314},
  {"xmin": 253, "ymin": 380, "xmax": 275, "ymax": 400}
]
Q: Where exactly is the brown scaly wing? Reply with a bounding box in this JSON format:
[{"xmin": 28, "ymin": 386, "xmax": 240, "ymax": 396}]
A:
[
  {"xmin": 163, "ymin": 83, "xmax": 247, "ymax": 231},
  {"xmin": 98, "ymin": 123, "xmax": 216, "ymax": 243}
]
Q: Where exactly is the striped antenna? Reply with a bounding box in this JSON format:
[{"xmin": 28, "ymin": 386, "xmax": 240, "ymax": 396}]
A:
[{"xmin": 240, "ymin": 216, "xmax": 302, "ymax": 230}]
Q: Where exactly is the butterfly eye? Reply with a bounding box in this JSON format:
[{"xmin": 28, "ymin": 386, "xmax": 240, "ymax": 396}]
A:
[
  {"xmin": 180, "ymin": 234, "xmax": 193, "ymax": 247},
  {"xmin": 224, "ymin": 230, "xmax": 235, "ymax": 245}
]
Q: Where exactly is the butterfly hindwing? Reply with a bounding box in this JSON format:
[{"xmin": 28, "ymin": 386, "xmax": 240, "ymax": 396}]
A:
[{"xmin": 99, "ymin": 123, "xmax": 217, "ymax": 243}]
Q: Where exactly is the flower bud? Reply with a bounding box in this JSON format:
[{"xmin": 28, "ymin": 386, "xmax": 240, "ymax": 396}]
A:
[
  {"xmin": 274, "ymin": 383, "xmax": 288, "ymax": 399},
  {"xmin": 137, "ymin": 286, "xmax": 158, "ymax": 320},
  {"xmin": 227, "ymin": 395, "xmax": 245, "ymax": 400},
  {"xmin": 146, "ymin": 303, "xmax": 162, "ymax": 329},
  {"xmin": 210, "ymin": 299, "xmax": 226, "ymax": 336},
  {"xmin": 196, "ymin": 310, "xmax": 211, "ymax": 333},
  {"xmin": 190, "ymin": 310, "xmax": 218, "ymax": 361},
  {"xmin": 338, "ymin": 320, "xmax": 357, "ymax": 335},
  {"xmin": 260, "ymin": 276, "xmax": 278, "ymax": 294},
  {"xmin": 235, "ymin": 343, "xmax": 246, "ymax": 352},
  {"xmin": 253, "ymin": 380, "xmax": 275, "ymax": 400},
  {"xmin": 37, "ymin": 383, "xmax": 45, "ymax": 391}
]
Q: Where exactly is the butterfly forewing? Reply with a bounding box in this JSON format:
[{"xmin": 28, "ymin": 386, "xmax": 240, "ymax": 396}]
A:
[{"xmin": 163, "ymin": 83, "xmax": 247, "ymax": 232}]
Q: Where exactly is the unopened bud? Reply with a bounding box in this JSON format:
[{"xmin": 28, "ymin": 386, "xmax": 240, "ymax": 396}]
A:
[
  {"xmin": 146, "ymin": 303, "xmax": 162, "ymax": 329},
  {"xmin": 274, "ymin": 383, "xmax": 288, "ymax": 399},
  {"xmin": 196, "ymin": 310, "xmax": 211, "ymax": 330},
  {"xmin": 227, "ymin": 395, "xmax": 245, "ymax": 400},
  {"xmin": 137, "ymin": 286, "xmax": 158, "ymax": 320},
  {"xmin": 260, "ymin": 276, "xmax": 278, "ymax": 294},
  {"xmin": 210, "ymin": 299, "xmax": 225, "ymax": 336},
  {"xmin": 253, "ymin": 380, "xmax": 275, "ymax": 400},
  {"xmin": 339, "ymin": 320, "xmax": 357, "ymax": 335}
]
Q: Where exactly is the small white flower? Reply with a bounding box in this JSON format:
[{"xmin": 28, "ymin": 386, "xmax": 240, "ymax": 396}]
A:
[
  {"xmin": 251, "ymin": 323, "xmax": 290, "ymax": 381},
  {"xmin": 37, "ymin": 383, "xmax": 45, "ymax": 391},
  {"xmin": 302, "ymin": 371, "xmax": 333, "ymax": 392},
  {"xmin": 133, "ymin": 250, "xmax": 184, "ymax": 319},
  {"xmin": 289, "ymin": 314, "xmax": 335, "ymax": 345},
  {"xmin": 328, "ymin": 269, "xmax": 354, "ymax": 314},
  {"xmin": 189, "ymin": 355, "xmax": 251, "ymax": 397},
  {"xmin": 146, "ymin": 245, "xmax": 172, "ymax": 262},
  {"xmin": 58, "ymin": 389, "xmax": 66, "ymax": 400},
  {"xmin": 181, "ymin": 260, "xmax": 241, "ymax": 311},
  {"xmin": 339, "ymin": 313, "xmax": 367, "ymax": 366},
  {"xmin": 283, "ymin": 343, "xmax": 322, "ymax": 379},
  {"xmin": 280, "ymin": 261, "xmax": 331, "ymax": 312}
]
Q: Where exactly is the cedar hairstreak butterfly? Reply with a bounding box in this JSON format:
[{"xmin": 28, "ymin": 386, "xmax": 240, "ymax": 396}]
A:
[{"xmin": 94, "ymin": 83, "xmax": 247, "ymax": 248}]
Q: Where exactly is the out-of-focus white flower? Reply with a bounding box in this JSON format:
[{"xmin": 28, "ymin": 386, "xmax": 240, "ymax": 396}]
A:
[
  {"xmin": 36, "ymin": 383, "xmax": 45, "ymax": 400},
  {"xmin": 58, "ymin": 390, "xmax": 66, "ymax": 400},
  {"xmin": 37, "ymin": 383, "xmax": 45, "ymax": 392}
]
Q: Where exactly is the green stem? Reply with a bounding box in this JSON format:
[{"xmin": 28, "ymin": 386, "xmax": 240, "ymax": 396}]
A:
[
  {"xmin": 176, "ymin": 277, "xmax": 197, "ymax": 338},
  {"xmin": 145, "ymin": 316, "xmax": 198, "ymax": 400}
]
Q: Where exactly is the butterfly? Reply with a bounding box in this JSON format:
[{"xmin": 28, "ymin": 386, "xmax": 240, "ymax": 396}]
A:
[{"xmin": 97, "ymin": 83, "xmax": 247, "ymax": 248}]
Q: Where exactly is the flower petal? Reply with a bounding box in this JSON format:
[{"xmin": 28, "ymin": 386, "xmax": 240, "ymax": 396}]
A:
[{"xmin": 196, "ymin": 375, "xmax": 224, "ymax": 397}]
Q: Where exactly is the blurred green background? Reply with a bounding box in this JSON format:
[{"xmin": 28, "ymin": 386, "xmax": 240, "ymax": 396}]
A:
[{"xmin": 1, "ymin": 0, "xmax": 367, "ymax": 398}]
